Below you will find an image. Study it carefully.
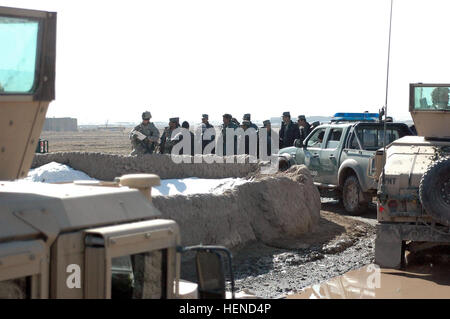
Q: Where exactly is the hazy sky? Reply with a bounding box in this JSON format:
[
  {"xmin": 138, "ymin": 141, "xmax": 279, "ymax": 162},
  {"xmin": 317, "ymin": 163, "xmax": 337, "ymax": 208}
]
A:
[{"xmin": 2, "ymin": 0, "xmax": 450, "ymax": 124}]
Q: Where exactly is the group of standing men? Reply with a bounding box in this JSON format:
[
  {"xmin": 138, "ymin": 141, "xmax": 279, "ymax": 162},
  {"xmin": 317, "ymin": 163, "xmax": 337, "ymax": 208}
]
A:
[
  {"xmin": 129, "ymin": 110, "xmax": 312, "ymax": 156},
  {"xmin": 279, "ymin": 112, "xmax": 312, "ymax": 149}
]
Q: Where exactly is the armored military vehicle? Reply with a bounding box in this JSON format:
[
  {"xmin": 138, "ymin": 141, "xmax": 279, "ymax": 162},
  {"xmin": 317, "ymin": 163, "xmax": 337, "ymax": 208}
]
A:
[
  {"xmin": 374, "ymin": 83, "xmax": 450, "ymax": 269},
  {"xmin": 0, "ymin": 6, "xmax": 232, "ymax": 299}
]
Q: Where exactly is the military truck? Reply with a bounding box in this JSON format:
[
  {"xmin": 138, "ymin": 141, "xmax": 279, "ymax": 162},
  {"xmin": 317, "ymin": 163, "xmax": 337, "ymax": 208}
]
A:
[
  {"xmin": 374, "ymin": 83, "xmax": 450, "ymax": 269},
  {"xmin": 0, "ymin": 6, "xmax": 232, "ymax": 299},
  {"xmin": 278, "ymin": 113, "xmax": 412, "ymax": 215}
]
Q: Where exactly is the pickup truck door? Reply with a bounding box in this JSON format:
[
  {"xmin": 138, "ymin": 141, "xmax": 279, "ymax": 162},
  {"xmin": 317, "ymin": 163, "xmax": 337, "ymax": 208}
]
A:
[
  {"xmin": 319, "ymin": 127, "xmax": 345, "ymax": 185},
  {"xmin": 302, "ymin": 127, "xmax": 327, "ymax": 182},
  {"xmin": 0, "ymin": 6, "xmax": 56, "ymax": 180}
]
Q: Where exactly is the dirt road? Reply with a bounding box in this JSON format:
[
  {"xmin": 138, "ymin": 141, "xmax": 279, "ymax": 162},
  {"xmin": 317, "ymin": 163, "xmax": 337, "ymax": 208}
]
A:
[{"xmin": 228, "ymin": 199, "xmax": 377, "ymax": 298}]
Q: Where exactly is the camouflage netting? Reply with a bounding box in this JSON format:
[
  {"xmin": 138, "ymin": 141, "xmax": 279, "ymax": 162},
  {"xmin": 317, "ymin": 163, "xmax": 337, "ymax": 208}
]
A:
[
  {"xmin": 153, "ymin": 165, "xmax": 321, "ymax": 249},
  {"xmin": 32, "ymin": 152, "xmax": 262, "ymax": 180}
]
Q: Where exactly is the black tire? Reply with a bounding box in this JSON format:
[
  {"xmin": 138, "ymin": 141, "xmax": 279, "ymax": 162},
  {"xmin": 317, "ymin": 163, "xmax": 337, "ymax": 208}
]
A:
[
  {"xmin": 342, "ymin": 175, "xmax": 370, "ymax": 215},
  {"xmin": 419, "ymin": 157, "xmax": 450, "ymax": 226},
  {"xmin": 278, "ymin": 158, "xmax": 290, "ymax": 171}
]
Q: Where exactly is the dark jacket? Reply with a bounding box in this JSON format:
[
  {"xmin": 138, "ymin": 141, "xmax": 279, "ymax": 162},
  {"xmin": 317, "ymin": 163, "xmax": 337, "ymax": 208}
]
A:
[
  {"xmin": 279, "ymin": 120, "xmax": 301, "ymax": 149},
  {"xmin": 265, "ymin": 130, "xmax": 272, "ymax": 156},
  {"xmin": 299, "ymin": 121, "xmax": 311, "ymax": 140},
  {"xmin": 202, "ymin": 122, "xmax": 215, "ymax": 154},
  {"xmin": 221, "ymin": 122, "xmax": 238, "ymax": 155},
  {"xmin": 179, "ymin": 131, "xmax": 195, "ymax": 156}
]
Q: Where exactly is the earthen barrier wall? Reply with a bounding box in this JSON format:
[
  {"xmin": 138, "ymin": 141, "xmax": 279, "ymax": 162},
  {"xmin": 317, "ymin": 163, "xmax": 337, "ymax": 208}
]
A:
[
  {"xmin": 32, "ymin": 152, "xmax": 262, "ymax": 180},
  {"xmin": 32, "ymin": 153, "xmax": 321, "ymax": 250}
]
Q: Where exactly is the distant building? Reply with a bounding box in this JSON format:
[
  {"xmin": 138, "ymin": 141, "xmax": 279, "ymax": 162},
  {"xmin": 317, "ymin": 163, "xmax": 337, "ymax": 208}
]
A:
[{"xmin": 43, "ymin": 117, "xmax": 78, "ymax": 131}]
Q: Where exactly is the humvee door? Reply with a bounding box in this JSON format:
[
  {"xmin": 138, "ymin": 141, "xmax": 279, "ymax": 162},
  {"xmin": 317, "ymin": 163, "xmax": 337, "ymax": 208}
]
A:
[{"xmin": 0, "ymin": 6, "xmax": 56, "ymax": 180}]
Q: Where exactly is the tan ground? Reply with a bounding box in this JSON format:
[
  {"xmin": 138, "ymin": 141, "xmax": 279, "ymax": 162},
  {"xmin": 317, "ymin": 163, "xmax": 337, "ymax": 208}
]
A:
[{"xmin": 40, "ymin": 129, "xmax": 135, "ymax": 155}]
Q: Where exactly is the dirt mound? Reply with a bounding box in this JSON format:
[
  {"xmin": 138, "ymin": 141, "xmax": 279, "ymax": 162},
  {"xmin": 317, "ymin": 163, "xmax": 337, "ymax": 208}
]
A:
[
  {"xmin": 153, "ymin": 165, "xmax": 321, "ymax": 249},
  {"xmin": 32, "ymin": 152, "xmax": 261, "ymax": 180}
]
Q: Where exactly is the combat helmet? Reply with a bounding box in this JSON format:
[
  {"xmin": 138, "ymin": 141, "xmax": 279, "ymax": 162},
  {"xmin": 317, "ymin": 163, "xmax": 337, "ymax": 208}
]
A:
[{"xmin": 142, "ymin": 111, "xmax": 152, "ymax": 120}]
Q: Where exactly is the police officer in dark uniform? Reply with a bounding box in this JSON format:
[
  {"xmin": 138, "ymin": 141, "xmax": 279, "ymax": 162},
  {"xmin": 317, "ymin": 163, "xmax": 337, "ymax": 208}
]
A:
[
  {"xmin": 201, "ymin": 114, "xmax": 215, "ymax": 153},
  {"xmin": 279, "ymin": 112, "xmax": 300, "ymax": 149},
  {"xmin": 262, "ymin": 120, "xmax": 272, "ymax": 156},
  {"xmin": 181, "ymin": 121, "xmax": 195, "ymax": 156},
  {"xmin": 221, "ymin": 113, "xmax": 238, "ymax": 155},
  {"xmin": 159, "ymin": 117, "xmax": 181, "ymax": 154},
  {"xmin": 240, "ymin": 120, "xmax": 258, "ymax": 155},
  {"xmin": 297, "ymin": 115, "xmax": 311, "ymax": 141},
  {"xmin": 243, "ymin": 113, "xmax": 259, "ymax": 132}
]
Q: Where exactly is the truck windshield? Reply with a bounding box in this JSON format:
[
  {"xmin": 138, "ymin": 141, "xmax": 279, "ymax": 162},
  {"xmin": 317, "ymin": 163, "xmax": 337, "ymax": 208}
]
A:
[
  {"xmin": 412, "ymin": 86, "xmax": 450, "ymax": 111},
  {"xmin": 0, "ymin": 16, "xmax": 39, "ymax": 93}
]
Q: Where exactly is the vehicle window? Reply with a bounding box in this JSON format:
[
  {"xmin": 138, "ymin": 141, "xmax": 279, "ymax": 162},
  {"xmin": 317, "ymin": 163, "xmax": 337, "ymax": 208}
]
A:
[
  {"xmin": 111, "ymin": 250, "xmax": 166, "ymax": 299},
  {"xmin": 355, "ymin": 127, "xmax": 402, "ymax": 150},
  {"xmin": 413, "ymin": 86, "xmax": 450, "ymax": 110},
  {"xmin": 325, "ymin": 128, "xmax": 343, "ymax": 149},
  {"xmin": 378, "ymin": 129, "xmax": 400, "ymax": 145},
  {"xmin": 349, "ymin": 133, "xmax": 360, "ymax": 149},
  {"xmin": 0, "ymin": 16, "xmax": 39, "ymax": 93},
  {"xmin": 307, "ymin": 128, "xmax": 326, "ymax": 148}
]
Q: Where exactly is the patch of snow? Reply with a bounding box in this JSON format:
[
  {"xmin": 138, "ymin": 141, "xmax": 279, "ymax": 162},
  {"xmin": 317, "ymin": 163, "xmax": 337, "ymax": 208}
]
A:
[
  {"xmin": 24, "ymin": 162, "xmax": 97, "ymax": 183},
  {"xmin": 25, "ymin": 162, "xmax": 248, "ymax": 195}
]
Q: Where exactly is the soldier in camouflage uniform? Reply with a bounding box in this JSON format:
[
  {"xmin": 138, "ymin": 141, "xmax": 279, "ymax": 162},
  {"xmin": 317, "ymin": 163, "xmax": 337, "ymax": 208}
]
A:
[
  {"xmin": 221, "ymin": 113, "xmax": 238, "ymax": 155},
  {"xmin": 159, "ymin": 117, "xmax": 182, "ymax": 154},
  {"xmin": 130, "ymin": 111, "xmax": 160, "ymax": 155}
]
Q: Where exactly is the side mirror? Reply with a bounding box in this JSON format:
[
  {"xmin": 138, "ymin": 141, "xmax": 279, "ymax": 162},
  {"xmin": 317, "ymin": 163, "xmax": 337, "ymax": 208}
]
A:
[
  {"xmin": 294, "ymin": 139, "xmax": 303, "ymax": 148},
  {"xmin": 178, "ymin": 245, "xmax": 235, "ymax": 299}
]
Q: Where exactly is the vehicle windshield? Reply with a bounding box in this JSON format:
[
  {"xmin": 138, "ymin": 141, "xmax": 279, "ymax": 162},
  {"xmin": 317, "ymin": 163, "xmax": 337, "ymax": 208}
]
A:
[
  {"xmin": 0, "ymin": 16, "xmax": 39, "ymax": 93},
  {"xmin": 412, "ymin": 86, "xmax": 450, "ymax": 111},
  {"xmin": 111, "ymin": 250, "xmax": 166, "ymax": 299}
]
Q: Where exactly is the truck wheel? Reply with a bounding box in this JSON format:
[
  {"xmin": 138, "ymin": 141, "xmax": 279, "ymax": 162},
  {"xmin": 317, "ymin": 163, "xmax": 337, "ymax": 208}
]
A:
[
  {"xmin": 278, "ymin": 158, "xmax": 290, "ymax": 171},
  {"xmin": 419, "ymin": 157, "xmax": 450, "ymax": 226},
  {"xmin": 342, "ymin": 175, "xmax": 369, "ymax": 215}
]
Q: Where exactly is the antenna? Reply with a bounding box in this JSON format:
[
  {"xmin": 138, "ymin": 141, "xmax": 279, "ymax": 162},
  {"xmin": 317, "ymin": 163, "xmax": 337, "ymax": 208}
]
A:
[{"xmin": 381, "ymin": 0, "xmax": 394, "ymax": 190}]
